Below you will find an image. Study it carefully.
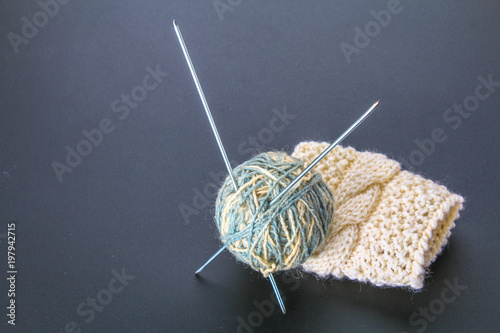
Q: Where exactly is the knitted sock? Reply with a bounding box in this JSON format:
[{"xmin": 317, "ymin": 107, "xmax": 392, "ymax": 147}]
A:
[{"xmin": 292, "ymin": 142, "xmax": 464, "ymax": 289}]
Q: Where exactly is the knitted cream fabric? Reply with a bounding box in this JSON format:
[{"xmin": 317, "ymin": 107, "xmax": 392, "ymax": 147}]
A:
[{"xmin": 292, "ymin": 142, "xmax": 464, "ymax": 289}]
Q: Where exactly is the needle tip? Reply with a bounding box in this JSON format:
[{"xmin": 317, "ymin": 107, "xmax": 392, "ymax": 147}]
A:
[
  {"xmin": 375, "ymin": 100, "xmax": 380, "ymax": 106},
  {"xmin": 173, "ymin": 19, "xmax": 178, "ymax": 26}
]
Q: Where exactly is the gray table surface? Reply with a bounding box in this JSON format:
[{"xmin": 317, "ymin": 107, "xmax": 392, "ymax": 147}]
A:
[{"xmin": 1, "ymin": 1, "xmax": 499, "ymax": 332}]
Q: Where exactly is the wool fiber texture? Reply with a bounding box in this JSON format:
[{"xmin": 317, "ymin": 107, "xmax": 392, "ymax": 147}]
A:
[
  {"xmin": 215, "ymin": 151, "xmax": 334, "ymax": 277},
  {"xmin": 292, "ymin": 142, "xmax": 464, "ymax": 289}
]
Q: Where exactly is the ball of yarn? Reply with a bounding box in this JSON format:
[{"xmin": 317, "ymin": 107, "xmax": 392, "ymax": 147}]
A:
[{"xmin": 215, "ymin": 151, "xmax": 334, "ymax": 277}]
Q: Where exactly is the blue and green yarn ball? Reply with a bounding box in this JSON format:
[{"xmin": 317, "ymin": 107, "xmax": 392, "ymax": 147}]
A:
[{"xmin": 215, "ymin": 152, "xmax": 334, "ymax": 277}]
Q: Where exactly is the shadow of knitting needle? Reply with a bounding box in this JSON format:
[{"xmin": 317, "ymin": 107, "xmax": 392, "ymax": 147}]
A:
[
  {"xmin": 173, "ymin": 19, "xmax": 286, "ymax": 314},
  {"xmin": 195, "ymin": 100, "xmax": 380, "ymax": 272}
]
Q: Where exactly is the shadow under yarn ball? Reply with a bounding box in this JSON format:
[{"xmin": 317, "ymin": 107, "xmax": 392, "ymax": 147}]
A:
[{"xmin": 215, "ymin": 152, "xmax": 334, "ymax": 277}]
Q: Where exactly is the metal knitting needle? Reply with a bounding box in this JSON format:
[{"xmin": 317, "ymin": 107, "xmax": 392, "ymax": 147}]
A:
[
  {"xmin": 174, "ymin": 18, "xmax": 236, "ymax": 273},
  {"xmin": 270, "ymin": 100, "xmax": 380, "ymax": 204},
  {"xmin": 199, "ymin": 100, "xmax": 380, "ymax": 270},
  {"xmin": 269, "ymin": 272, "xmax": 286, "ymax": 314},
  {"xmin": 173, "ymin": 19, "xmax": 237, "ymax": 189},
  {"xmin": 195, "ymin": 247, "xmax": 285, "ymax": 313},
  {"xmin": 194, "ymin": 246, "xmax": 225, "ymax": 275},
  {"xmin": 174, "ymin": 19, "xmax": 286, "ymax": 313},
  {"xmin": 195, "ymin": 246, "xmax": 285, "ymax": 314}
]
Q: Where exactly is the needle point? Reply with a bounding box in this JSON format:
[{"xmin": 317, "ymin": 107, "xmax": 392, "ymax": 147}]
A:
[
  {"xmin": 270, "ymin": 100, "xmax": 380, "ymax": 205},
  {"xmin": 194, "ymin": 246, "xmax": 226, "ymax": 275},
  {"xmin": 269, "ymin": 273, "xmax": 286, "ymax": 314},
  {"xmin": 173, "ymin": 19, "xmax": 238, "ymax": 190}
]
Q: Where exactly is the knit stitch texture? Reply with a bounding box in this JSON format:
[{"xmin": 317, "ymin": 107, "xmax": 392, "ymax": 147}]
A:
[{"xmin": 292, "ymin": 142, "xmax": 464, "ymax": 289}]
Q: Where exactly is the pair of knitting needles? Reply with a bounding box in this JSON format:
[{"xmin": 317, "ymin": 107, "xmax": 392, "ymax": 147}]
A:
[{"xmin": 173, "ymin": 20, "xmax": 379, "ymax": 314}]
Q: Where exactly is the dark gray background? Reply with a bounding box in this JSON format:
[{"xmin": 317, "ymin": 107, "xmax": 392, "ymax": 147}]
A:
[{"xmin": 1, "ymin": 1, "xmax": 499, "ymax": 332}]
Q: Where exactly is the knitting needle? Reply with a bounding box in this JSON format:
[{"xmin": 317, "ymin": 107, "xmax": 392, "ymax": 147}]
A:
[
  {"xmin": 174, "ymin": 18, "xmax": 236, "ymax": 273},
  {"xmin": 270, "ymin": 100, "xmax": 380, "ymax": 204},
  {"xmin": 174, "ymin": 19, "xmax": 286, "ymax": 313},
  {"xmin": 173, "ymin": 19, "xmax": 237, "ymax": 188},
  {"xmin": 195, "ymin": 247, "xmax": 286, "ymax": 314},
  {"xmin": 196, "ymin": 248, "xmax": 285, "ymax": 313},
  {"xmin": 195, "ymin": 248, "xmax": 285, "ymax": 313},
  {"xmin": 198, "ymin": 101, "xmax": 380, "ymax": 269},
  {"xmin": 269, "ymin": 272, "xmax": 286, "ymax": 314},
  {"xmin": 173, "ymin": 18, "xmax": 236, "ymax": 270},
  {"xmin": 194, "ymin": 246, "xmax": 225, "ymax": 275}
]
